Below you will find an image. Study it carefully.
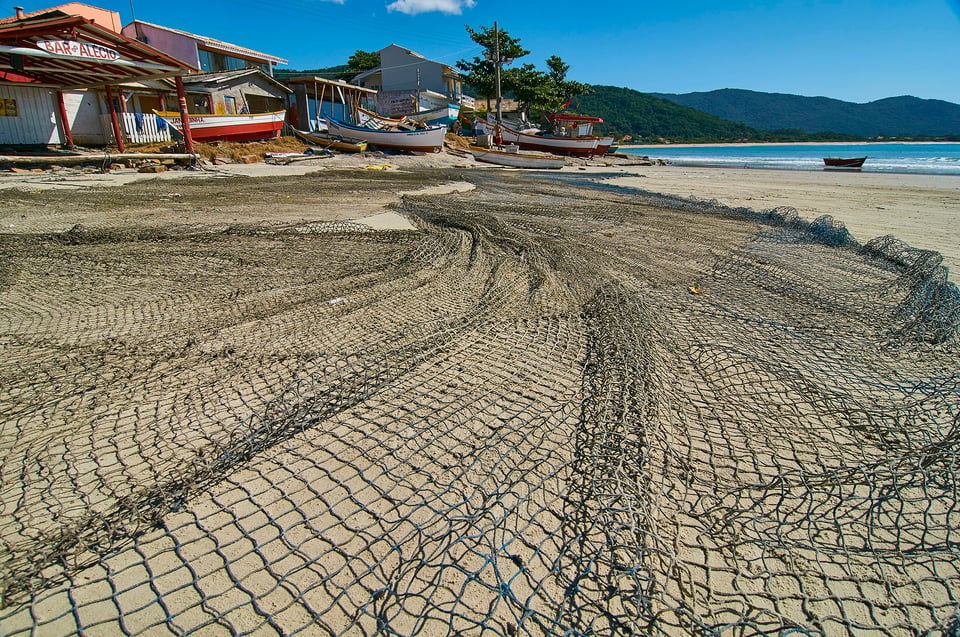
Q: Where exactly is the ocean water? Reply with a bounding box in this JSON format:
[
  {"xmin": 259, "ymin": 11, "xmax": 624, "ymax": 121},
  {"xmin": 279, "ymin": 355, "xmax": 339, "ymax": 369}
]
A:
[{"xmin": 620, "ymin": 142, "xmax": 960, "ymax": 175}]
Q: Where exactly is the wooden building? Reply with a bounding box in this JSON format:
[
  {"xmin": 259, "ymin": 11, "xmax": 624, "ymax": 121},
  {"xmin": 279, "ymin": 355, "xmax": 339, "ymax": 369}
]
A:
[
  {"xmin": 284, "ymin": 76, "xmax": 377, "ymax": 131},
  {"xmin": 0, "ymin": 10, "xmax": 193, "ymax": 148}
]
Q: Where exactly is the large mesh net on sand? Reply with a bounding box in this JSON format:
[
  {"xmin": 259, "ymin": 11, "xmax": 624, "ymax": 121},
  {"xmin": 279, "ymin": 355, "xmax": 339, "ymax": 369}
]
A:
[{"xmin": 0, "ymin": 170, "xmax": 958, "ymax": 635}]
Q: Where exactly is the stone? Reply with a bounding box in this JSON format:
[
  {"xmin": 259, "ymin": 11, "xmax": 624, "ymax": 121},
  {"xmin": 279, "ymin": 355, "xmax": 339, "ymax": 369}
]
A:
[{"xmin": 138, "ymin": 165, "xmax": 168, "ymax": 173}]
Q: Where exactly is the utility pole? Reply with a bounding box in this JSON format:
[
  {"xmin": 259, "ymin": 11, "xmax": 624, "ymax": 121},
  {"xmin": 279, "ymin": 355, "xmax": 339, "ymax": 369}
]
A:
[{"xmin": 494, "ymin": 21, "xmax": 502, "ymax": 125}]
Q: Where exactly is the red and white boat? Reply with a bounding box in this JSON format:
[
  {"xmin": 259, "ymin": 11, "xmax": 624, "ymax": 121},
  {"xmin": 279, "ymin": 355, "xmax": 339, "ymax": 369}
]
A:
[
  {"xmin": 154, "ymin": 110, "xmax": 286, "ymax": 143},
  {"xmin": 495, "ymin": 119, "xmax": 600, "ymax": 156},
  {"xmin": 547, "ymin": 113, "xmax": 614, "ymax": 155}
]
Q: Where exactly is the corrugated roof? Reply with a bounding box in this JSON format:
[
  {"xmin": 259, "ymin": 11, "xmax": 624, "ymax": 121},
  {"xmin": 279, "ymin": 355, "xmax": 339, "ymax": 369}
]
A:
[{"xmin": 129, "ymin": 20, "xmax": 286, "ymax": 65}]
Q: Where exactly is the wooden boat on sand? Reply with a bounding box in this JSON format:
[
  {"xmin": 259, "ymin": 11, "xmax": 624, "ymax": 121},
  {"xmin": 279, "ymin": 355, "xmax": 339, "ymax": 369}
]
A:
[
  {"xmin": 469, "ymin": 145, "xmax": 566, "ymax": 169},
  {"xmin": 495, "ymin": 120, "xmax": 600, "ymax": 156},
  {"xmin": 154, "ymin": 110, "xmax": 285, "ymax": 143},
  {"xmin": 324, "ymin": 116, "xmax": 446, "ymax": 153},
  {"xmin": 823, "ymin": 156, "xmax": 867, "ymax": 169},
  {"xmin": 292, "ymin": 128, "xmax": 367, "ymax": 153}
]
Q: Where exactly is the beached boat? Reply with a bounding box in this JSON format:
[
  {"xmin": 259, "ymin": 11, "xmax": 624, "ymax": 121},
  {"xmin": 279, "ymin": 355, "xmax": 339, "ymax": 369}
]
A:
[
  {"xmin": 494, "ymin": 120, "xmax": 600, "ymax": 156},
  {"xmin": 292, "ymin": 128, "xmax": 367, "ymax": 153},
  {"xmin": 324, "ymin": 116, "xmax": 446, "ymax": 153},
  {"xmin": 154, "ymin": 110, "xmax": 285, "ymax": 143},
  {"xmin": 469, "ymin": 145, "xmax": 566, "ymax": 169},
  {"xmin": 823, "ymin": 156, "xmax": 867, "ymax": 169},
  {"xmin": 397, "ymin": 104, "xmax": 460, "ymax": 126}
]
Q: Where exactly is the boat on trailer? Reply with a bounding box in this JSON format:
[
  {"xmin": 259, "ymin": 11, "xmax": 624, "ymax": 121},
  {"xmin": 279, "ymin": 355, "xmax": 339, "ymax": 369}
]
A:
[
  {"xmin": 823, "ymin": 156, "xmax": 867, "ymax": 169},
  {"xmin": 154, "ymin": 110, "xmax": 286, "ymax": 143},
  {"xmin": 324, "ymin": 116, "xmax": 446, "ymax": 153},
  {"xmin": 469, "ymin": 145, "xmax": 566, "ymax": 169}
]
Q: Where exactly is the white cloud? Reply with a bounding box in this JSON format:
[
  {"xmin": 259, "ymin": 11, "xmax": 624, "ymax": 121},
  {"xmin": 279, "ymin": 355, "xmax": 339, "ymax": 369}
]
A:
[{"xmin": 386, "ymin": 0, "xmax": 475, "ymax": 15}]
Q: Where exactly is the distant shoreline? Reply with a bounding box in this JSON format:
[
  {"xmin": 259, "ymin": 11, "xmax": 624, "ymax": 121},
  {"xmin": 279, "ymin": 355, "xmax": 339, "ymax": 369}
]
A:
[{"xmin": 619, "ymin": 140, "xmax": 959, "ymax": 149}]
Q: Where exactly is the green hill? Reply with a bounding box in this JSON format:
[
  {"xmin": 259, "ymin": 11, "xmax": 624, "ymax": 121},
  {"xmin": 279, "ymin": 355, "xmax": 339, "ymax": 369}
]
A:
[
  {"xmin": 652, "ymin": 89, "xmax": 960, "ymax": 137},
  {"xmin": 573, "ymin": 86, "xmax": 756, "ymax": 142}
]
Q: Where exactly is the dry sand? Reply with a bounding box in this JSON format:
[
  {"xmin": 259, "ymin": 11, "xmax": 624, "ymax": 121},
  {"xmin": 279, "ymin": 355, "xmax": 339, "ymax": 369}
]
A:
[
  {"xmin": 0, "ymin": 154, "xmax": 958, "ymax": 635},
  {"xmin": 598, "ymin": 165, "xmax": 960, "ymax": 277}
]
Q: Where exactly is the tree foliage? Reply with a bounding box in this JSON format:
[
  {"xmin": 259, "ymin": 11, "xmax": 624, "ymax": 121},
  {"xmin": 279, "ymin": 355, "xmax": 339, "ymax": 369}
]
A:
[
  {"xmin": 338, "ymin": 50, "xmax": 380, "ymax": 81},
  {"xmin": 457, "ymin": 26, "xmax": 592, "ymax": 119},
  {"xmin": 457, "ymin": 25, "xmax": 529, "ymax": 109}
]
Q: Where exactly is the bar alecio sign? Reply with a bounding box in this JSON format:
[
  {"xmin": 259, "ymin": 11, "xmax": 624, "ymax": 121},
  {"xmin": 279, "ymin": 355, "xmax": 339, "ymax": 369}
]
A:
[{"xmin": 37, "ymin": 40, "xmax": 121, "ymax": 61}]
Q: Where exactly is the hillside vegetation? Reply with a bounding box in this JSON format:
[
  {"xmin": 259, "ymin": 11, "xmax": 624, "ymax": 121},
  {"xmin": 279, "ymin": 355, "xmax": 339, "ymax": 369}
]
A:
[
  {"xmin": 653, "ymin": 89, "xmax": 960, "ymax": 137},
  {"xmin": 573, "ymin": 86, "xmax": 755, "ymax": 142}
]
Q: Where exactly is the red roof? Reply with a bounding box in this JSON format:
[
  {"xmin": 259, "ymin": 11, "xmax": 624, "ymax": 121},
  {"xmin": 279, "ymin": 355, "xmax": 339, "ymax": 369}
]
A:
[{"xmin": 548, "ymin": 113, "xmax": 604, "ymax": 123}]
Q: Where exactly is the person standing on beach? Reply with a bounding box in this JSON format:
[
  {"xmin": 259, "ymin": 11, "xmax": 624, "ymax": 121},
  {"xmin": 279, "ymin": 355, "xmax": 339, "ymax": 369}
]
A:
[{"xmin": 451, "ymin": 119, "xmax": 462, "ymax": 136}]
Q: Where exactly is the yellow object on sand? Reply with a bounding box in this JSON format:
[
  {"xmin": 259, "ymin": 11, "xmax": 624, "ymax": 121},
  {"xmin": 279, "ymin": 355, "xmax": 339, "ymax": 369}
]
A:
[{"xmin": 364, "ymin": 164, "xmax": 398, "ymax": 171}]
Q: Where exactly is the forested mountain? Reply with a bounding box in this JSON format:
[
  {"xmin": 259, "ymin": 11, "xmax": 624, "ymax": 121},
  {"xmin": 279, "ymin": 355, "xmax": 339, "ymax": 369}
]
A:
[
  {"xmin": 574, "ymin": 86, "xmax": 755, "ymax": 142},
  {"xmin": 651, "ymin": 89, "xmax": 960, "ymax": 137}
]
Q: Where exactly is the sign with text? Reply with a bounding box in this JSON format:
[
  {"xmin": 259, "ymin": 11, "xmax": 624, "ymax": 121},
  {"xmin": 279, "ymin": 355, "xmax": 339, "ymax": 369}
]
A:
[{"xmin": 36, "ymin": 40, "xmax": 121, "ymax": 62}]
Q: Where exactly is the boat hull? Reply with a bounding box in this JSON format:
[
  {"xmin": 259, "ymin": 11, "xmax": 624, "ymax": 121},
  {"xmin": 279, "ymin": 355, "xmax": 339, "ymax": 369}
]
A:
[
  {"xmin": 823, "ymin": 156, "xmax": 867, "ymax": 168},
  {"xmin": 469, "ymin": 146, "xmax": 566, "ymax": 169},
  {"xmin": 596, "ymin": 136, "xmax": 615, "ymax": 155},
  {"xmin": 400, "ymin": 104, "xmax": 460, "ymax": 126},
  {"xmin": 292, "ymin": 128, "xmax": 367, "ymax": 153},
  {"xmin": 325, "ymin": 117, "xmax": 446, "ymax": 153},
  {"xmin": 155, "ymin": 111, "xmax": 286, "ymax": 143}
]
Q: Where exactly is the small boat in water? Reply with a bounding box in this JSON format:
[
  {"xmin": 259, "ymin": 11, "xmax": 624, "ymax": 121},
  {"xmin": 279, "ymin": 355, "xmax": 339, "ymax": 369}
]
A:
[
  {"xmin": 292, "ymin": 128, "xmax": 367, "ymax": 153},
  {"xmin": 324, "ymin": 116, "xmax": 446, "ymax": 153},
  {"xmin": 823, "ymin": 156, "xmax": 867, "ymax": 169},
  {"xmin": 154, "ymin": 110, "xmax": 286, "ymax": 143},
  {"xmin": 469, "ymin": 145, "xmax": 566, "ymax": 169}
]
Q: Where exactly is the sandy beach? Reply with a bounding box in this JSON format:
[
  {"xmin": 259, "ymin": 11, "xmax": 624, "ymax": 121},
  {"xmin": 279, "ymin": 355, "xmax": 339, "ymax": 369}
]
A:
[
  {"xmin": 598, "ymin": 164, "xmax": 960, "ymax": 277},
  {"xmin": 0, "ymin": 155, "xmax": 958, "ymax": 636}
]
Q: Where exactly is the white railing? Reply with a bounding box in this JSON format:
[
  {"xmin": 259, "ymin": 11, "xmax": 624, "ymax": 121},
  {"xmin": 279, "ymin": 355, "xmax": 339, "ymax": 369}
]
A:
[{"xmin": 100, "ymin": 112, "xmax": 172, "ymax": 145}]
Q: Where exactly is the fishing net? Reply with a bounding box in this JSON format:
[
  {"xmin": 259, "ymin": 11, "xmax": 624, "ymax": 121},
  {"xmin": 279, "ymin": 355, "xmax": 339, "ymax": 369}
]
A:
[{"xmin": 0, "ymin": 170, "xmax": 957, "ymax": 635}]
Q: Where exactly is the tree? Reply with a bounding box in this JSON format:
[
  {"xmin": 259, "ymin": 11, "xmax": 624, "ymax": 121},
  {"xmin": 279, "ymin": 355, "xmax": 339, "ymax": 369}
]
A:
[
  {"xmin": 338, "ymin": 50, "xmax": 380, "ymax": 81},
  {"xmin": 503, "ymin": 64, "xmax": 550, "ymax": 120},
  {"xmin": 457, "ymin": 24, "xmax": 529, "ymax": 109},
  {"xmin": 545, "ymin": 55, "xmax": 592, "ymax": 111}
]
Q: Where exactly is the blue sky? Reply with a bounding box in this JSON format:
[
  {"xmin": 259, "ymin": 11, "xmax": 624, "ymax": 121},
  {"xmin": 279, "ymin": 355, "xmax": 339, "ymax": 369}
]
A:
[{"xmin": 97, "ymin": 0, "xmax": 960, "ymax": 104}]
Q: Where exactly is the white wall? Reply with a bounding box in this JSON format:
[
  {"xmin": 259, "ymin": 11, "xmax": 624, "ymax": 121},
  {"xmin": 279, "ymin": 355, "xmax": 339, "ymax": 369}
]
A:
[
  {"xmin": 0, "ymin": 85, "xmax": 60, "ymax": 145},
  {"xmin": 63, "ymin": 91, "xmax": 108, "ymax": 145}
]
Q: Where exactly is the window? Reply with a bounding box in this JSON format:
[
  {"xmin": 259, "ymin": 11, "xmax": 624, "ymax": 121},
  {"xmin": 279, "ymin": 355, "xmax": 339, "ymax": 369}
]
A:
[{"xmin": 198, "ymin": 48, "xmax": 259, "ymax": 73}]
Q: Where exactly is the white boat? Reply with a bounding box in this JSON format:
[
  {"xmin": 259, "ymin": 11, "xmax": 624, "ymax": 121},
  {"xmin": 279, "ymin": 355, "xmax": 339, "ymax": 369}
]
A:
[
  {"xmin": 324, "ymin": 116, "xmax": 446, "ymax": 153},
  {"xmin": 469, "ymin": 145, "xmax": 566, "ymax": 169},
  {"xmin": 292, "ymin": 128, "xmax": 367, "ymax": 153},
  {"xmin": 398, "ymin": 104, "xmax": 460, "ymax": 126}
]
